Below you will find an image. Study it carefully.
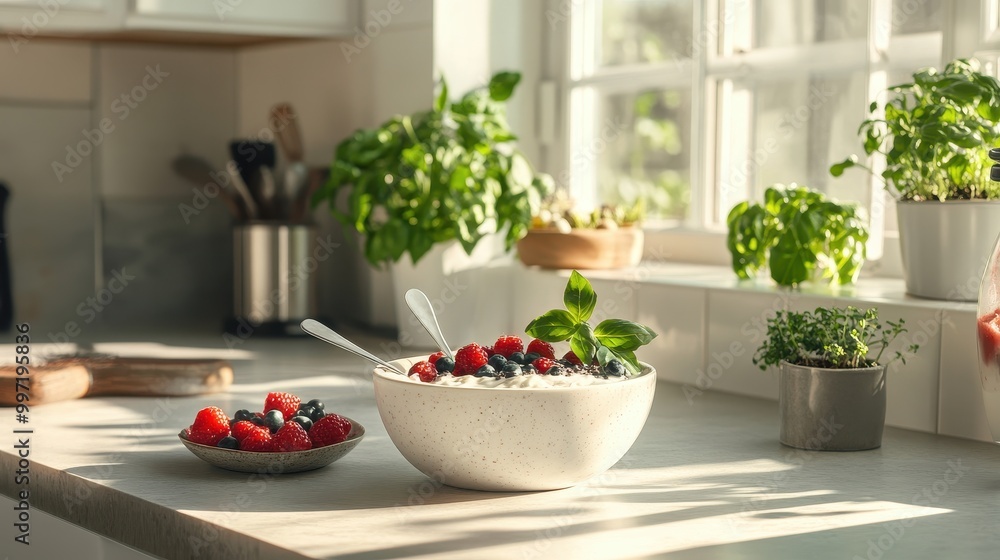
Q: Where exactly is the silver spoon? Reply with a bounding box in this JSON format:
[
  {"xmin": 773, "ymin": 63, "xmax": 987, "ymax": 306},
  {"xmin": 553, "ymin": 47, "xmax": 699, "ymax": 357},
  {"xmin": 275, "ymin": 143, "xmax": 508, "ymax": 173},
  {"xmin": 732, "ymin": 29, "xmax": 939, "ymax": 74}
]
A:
[
  {"xmin": 300, "ymin": 319, "xmax": 407, "ymax": 376},
  {"xmin": 404, "ymin": 289, "xmax": 454, "ymax": 360}
]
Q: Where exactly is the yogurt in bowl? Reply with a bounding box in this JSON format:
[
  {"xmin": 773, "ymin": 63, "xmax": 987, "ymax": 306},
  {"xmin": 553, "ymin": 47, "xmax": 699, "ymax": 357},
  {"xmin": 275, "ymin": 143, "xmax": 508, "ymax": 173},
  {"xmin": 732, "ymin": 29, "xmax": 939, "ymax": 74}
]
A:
[{"xmin": 371, "ymin": 356, "xmax": 656, "ymax": 492}]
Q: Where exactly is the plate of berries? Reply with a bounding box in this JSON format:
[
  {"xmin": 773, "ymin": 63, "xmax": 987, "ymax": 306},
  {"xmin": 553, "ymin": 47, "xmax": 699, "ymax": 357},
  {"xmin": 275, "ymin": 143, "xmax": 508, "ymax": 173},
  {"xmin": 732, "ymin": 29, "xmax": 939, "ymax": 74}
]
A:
[{"xmin": 178, "ymin": 392, "xmax": 364, "ymax": 474}]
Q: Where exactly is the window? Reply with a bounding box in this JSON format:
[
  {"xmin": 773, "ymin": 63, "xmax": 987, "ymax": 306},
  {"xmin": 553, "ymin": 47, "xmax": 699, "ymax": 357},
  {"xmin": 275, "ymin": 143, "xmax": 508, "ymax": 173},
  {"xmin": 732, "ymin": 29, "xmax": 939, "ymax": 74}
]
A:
[{"xmin": 549, "ymin": 0, "xmax": 948, "ymax": 263}]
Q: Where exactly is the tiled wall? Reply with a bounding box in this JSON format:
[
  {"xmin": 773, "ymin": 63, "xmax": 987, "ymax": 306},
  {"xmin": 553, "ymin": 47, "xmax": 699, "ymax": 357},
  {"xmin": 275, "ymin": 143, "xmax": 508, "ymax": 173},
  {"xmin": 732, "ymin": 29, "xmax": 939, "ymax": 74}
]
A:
[{"xmin": 0, "ymin": 1, "xmax": 434, "ymax": 336}]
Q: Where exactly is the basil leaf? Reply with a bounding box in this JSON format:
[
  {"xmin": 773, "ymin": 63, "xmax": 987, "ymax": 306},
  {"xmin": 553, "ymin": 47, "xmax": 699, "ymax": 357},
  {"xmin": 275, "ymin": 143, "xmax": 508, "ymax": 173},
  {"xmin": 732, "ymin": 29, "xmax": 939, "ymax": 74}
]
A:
[
  {"xmin": 596, "ymin": 345, "xmax": 616, "ymax": 367},
  {"xmin": 488, "ymin": 71, "xmax": 521, "ymax": 102},
  {"xmin": 594, "ymin": 319, "xmax": 657, "ymax": 351},
  {"xmin": 564, "ymin": 270, "xmax": 597, "ymax": 323},
  {"xmin": 614, "ymin": 350, "xmax": 641, "ymax": 375},
  {"xmin": 525, "ymin": 309, "xmax": 577, "ymax": 342},
  {"xmin": 570, "ymin": 323, "xmax": 597, "ymax": 364}
]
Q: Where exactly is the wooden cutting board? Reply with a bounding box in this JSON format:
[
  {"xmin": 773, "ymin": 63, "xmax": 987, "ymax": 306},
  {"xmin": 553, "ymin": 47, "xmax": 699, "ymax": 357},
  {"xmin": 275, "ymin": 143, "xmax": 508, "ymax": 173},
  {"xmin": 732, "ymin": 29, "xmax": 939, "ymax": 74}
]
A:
[{"xmin": 0, "ymin": 357, "xmax": 234, "ymax": 406}]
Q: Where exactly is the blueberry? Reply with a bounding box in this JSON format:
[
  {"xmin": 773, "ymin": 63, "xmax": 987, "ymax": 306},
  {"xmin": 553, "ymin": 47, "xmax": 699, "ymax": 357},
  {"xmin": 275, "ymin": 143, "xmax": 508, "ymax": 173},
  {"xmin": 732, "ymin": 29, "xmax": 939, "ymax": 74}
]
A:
[
  {"xmin": 298, "ymin": 405, "xmax": 316, "ymax": 418},
  {"xmin": 435, "ymin": 356, "xmax": 456, "ymax": 373},
  {"xmin": 217, "ymin": 436, "xmax": 239, "ymax": 450},
  {"xmin": 524, "ymin": 352, "xmax": 541, "ymax": 363},
  {"xmin": 502, "ymin": 362, "xmax": 522, "ymax": 377},
  {"xmin": 548, "ymin": 365, "xmax": 565, "ymax": 376},
  {"xmin": 264, "ymin": 410, "xmax": 284, "ymax": 433},
  {"xmin": 509, "ymin": 352, "xmax": 526, "ymax": 365},
  {"xmin": 488, "ymin": 354, "xmax": 507, "ymax": 370},
  {"xmin": 475, "ymin": 365, "xmax": 496, "ymax": 377},
  {"xmin": 605, "ymin": 360, "xmax": 626, "ymax": 377},
  {"xmin": 310, "ymin": 408, "xmax": 326, "ymax": 421},
  {"xmin": 557, "ymin": 359, "xmax": 573, "ymax": 367},
  {"xmin": 250, "ymin": 416, "xmax": 265, "ymax": 427},
  {"xmin": 234, "ymin": 409, "xmax": 255, "ymax": 422},
  {"xmin": 522, "ymin": 364, "xmax": 538, "ymax": 375},
  {"xmin": 306, "ymin": 399, "xmax": 325, "ymax": 412},
  {"xmin": 291, "ymin": 415, "xmax": 313, "ymax": 431}
]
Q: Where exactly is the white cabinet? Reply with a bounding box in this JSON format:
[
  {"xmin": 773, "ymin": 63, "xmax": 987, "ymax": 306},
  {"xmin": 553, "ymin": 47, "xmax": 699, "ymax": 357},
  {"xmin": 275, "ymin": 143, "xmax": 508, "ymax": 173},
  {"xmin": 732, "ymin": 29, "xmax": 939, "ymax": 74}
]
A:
[
  {"xmin": 0, "ymin": 0, "xmax": 357, "ymax": 39},
  {"xmin": 127, "ymin": 0, "xmax": 357, "ymax": 37}
]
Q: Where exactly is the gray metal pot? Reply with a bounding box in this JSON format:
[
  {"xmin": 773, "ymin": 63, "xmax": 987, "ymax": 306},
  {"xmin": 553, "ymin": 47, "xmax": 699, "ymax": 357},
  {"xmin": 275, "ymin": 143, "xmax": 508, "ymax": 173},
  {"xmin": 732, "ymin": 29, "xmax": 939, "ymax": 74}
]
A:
[
  {"xmin": 897, "ymin": 200, "xmax": 1000, "ymax": 301},
  {"xmin": 779, "ymin": 361, "xmax": 886, "ymax": 451}
]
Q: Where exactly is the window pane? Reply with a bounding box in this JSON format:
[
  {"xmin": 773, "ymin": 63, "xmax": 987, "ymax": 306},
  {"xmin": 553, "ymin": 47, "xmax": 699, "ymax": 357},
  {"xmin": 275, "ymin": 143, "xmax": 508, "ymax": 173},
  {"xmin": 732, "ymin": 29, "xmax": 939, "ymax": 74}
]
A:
[
  {"xmin": 755, "ymin": 0, "xmax": 868, "ymax": 49},
  {"xmin": 891, "ymin": 0, "xmax": 944, "ymax": 34},
  {"xmin": 596, "ymin": 89, "xmax": 692, "ymax": 220},
  {"xmin": 600, "ymin": 0, "xmax": 694, "ymax": 66}
]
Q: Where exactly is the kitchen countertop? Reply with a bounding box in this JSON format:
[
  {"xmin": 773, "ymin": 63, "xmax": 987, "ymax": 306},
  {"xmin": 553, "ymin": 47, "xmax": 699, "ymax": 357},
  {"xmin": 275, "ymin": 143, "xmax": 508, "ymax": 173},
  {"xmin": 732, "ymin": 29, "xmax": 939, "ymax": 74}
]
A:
[{"xmin": 2, "ymin": 332, "xmax": 1000, "ymax": 559}]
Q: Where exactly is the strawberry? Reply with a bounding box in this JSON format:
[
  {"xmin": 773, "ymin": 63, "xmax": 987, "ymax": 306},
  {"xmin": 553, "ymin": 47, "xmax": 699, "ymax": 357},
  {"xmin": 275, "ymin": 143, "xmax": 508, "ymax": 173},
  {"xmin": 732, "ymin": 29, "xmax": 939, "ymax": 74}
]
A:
[
  {"xmin": 239, "ymin": 427, "xmax": 274, "ymax": 452},
  {"xmin": 526, "ymin": 339, "xmax": 556, "ymax": 359},
  {"xmin": 230, "ymin": 420, "xmax": 257, "ymax": 442},
  {"xmin": 188, "ymin": 406, "xmax": 230, "ymax": 446},
  {"xmin": 428, "ymin": 351, "xmax": 445, "ymax": 365},
  {"xmin": 454, "ymin": 343, "xmax": 489, "ymax": 376},
  {"xmin": 273, "ymin": 422, "xmax": 312, "ymax": 452},
  {"xmin": 310, "ymin": 414, "xmax": 352, "ymax": 447},
  {"xmin": 563, "ymin": 351, "xmax": 583, "ymax": 366},
  {"xmin": 264, "ymin": 392, "xmax": 301, "ymax": 421},
  {"xmin": 979, "ymin": 310, "xmax": 1000, "ymax": 364},
  {"xmin": 532, "ymin": 357, "xmax": 556, "ymax": 374},
  {"xmin": 492, "ymin": 335, "xmax": 524, "ymax": 358},
  {"xmin": 409, "ymin": 361, "xmax": 438, "ymax": 383}
]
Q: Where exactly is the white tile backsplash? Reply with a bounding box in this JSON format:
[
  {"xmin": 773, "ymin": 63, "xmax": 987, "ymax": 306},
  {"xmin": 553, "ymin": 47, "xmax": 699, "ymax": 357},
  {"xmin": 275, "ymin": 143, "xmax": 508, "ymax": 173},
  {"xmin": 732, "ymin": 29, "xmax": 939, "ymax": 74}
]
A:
[
  {"xmin": 97, "ymin": 43, "xmax": 237, "ymax": 198},
  {"xmin": 636, "ymin": 283, "xmax": 705, "ymax": 386}
]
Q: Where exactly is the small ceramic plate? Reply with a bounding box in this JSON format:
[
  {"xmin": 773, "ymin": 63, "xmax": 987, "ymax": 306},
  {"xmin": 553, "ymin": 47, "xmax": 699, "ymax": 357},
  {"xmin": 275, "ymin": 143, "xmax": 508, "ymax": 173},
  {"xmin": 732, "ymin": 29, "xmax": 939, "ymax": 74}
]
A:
[{"xmin": 178, "ymin": 417, "xmax": 365, "ymax": 474}]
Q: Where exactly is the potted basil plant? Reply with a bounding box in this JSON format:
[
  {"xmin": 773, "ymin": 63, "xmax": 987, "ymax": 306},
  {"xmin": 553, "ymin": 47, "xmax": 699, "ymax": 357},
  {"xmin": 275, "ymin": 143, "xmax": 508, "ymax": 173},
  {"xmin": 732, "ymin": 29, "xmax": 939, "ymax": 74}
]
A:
[
  {"xmin": 753, "ymin": 306, "xmax": 918, "ymax": 451},
  {"xmin": 831, "ymin": 59, "xmax": 1000, "ymax": 300},
  {"xmin": 314, "ymin": 71, "xmax": 552, "ymax": 344},
  {"xmin": 726, "ymin": 184, "xmax": 869, "ymax": 287}
]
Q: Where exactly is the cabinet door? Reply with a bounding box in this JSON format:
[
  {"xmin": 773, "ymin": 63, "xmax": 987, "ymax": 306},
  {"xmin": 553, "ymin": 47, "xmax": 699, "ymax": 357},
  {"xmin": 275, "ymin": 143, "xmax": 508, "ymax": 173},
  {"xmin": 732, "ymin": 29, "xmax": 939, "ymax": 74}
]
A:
[
  {"xmin": 127, "ymin": 0, "xmax": 357, "ymax": 37},
  {"xmin": 0, "ymin": 0, "xmax": 125, "ymax": 32}
]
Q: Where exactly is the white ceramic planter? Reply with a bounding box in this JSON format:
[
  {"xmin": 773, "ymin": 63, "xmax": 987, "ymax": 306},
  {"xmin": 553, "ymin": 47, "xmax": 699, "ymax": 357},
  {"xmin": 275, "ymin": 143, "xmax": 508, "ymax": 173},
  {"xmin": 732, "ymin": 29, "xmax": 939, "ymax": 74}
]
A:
[{"xmin": 897, "ymin": 200, "xmax": 1000, "ymax": 301}]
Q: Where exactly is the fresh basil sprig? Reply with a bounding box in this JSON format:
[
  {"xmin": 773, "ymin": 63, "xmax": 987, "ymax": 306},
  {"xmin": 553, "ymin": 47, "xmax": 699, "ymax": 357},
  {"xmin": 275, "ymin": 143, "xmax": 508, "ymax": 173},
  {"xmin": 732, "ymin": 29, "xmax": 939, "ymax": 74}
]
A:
[{"xmin": 524, "ymin": 271, "xmax": 656, "ymax": 375}]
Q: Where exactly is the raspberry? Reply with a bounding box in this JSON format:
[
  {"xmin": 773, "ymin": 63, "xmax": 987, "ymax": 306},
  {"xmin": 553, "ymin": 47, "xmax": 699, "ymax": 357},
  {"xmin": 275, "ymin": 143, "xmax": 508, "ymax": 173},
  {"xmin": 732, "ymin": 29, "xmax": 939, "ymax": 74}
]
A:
[
  {"xmin": 492, "ymin": 335, "xmax": 524, "ymax": 358},
  {"xmin": 239, "ymin": 427, "xmax": 274, "ymax": 452},
  {"xmin": 264, "ymin": 392, "xmax": 301, "ymax": 421},
  {"xmin": 188, "ymin": 406, "xmax": 230, "ymax": 446},
  {"xmin": 230, "ymin": 420, "xmax": 257, "ymax": 442},
  {"xmin": 454, "ymin": 343, "xmax": 489, "ymax": 376},
  {"xmin": 532, "ymin": 357, "xmax": 556, "ymax": 374},
  {"xmin": 428, "ymin": 351, "xmax": 445, "ymax": 365},
  {"xmin": 274, "ymin": 422, "xmax": 312, "ymax": 452},
  {"xmin": 409, "ymin": 361, "xmax": 438, "ymax": 383},
  {"xmin": 563, "ymin": 351, "xmax": 583, "ymax": 366},
  {"xmin": 310, "ymin": 414, "xmax": 352, "ymax": 447},
  {"xmin": 527, "ymin": 339, "xmax": 556, "ymax": 359},
  {"xmin": 484, "ymin": 346, "xmax": 496, "ymax": 357}
]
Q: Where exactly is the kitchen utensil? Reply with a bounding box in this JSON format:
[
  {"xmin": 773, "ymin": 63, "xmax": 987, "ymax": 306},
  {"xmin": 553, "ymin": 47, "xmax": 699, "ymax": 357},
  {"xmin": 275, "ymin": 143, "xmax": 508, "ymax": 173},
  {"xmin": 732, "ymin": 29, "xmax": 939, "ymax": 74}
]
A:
[
  {"xmin": 178, "ymin": 417, "xmax": 364, "ymax": 473},
  {"xmin": 290, "ymin": 167, "xmax": 328, "ymax": 223},
  {"xmin": 225, "ymin": 160, "xmax": 258, "ymax": 220},
  {"xmin": 299, "ymin": 319, "xmax": 407, "ymax": 375},
  {"xmin": 229, "ymin": 141, "xmax": 277, "ymax": 219},
  {"xmin": 0, "ymin": 183, "xmax": 12, "ymax": 330},
  {"xmin": 271, "ymin": 104, "xmax": 308, "ymax": 222},
  {"xmin": 260, "ymin": 165, "xmax": 281, "ymax": 219},
  {"xmin": 0, "ymin": 357, "xmax": 233, "ymax": 406},
  {"xmin": 171, "ymin": 155, "xmax": 246, "ymax": 220},
  {"xmin": 404, "ymin": 289, "xmax": 454, "ymax": 360},
  {"xmin": 232, "ymin": 223, "xmax": 317, "ymax": 333}
]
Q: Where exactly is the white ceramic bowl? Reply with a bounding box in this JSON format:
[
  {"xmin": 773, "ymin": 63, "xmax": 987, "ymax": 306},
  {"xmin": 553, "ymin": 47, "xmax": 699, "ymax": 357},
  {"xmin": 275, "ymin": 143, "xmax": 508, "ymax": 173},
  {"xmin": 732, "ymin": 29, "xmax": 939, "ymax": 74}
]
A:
[{"xmin": 372, "ymin": 357, "xmax": 656, "ymax": 491}]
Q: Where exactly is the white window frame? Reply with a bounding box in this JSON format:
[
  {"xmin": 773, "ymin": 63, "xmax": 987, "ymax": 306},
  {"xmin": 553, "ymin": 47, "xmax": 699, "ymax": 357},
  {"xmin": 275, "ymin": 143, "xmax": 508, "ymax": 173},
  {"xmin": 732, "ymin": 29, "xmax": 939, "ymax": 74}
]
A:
[{"xmin": 541, "ymin": 0, "xmax": 980, "ymax": 275}]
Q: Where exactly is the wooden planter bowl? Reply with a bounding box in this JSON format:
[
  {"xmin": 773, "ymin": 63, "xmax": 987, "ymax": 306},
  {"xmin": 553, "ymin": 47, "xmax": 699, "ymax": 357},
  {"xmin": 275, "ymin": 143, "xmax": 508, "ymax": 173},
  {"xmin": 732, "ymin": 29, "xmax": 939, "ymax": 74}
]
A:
[{"xmin": 517, "ymin": 227, "xmax": 644, "ymax": 269}]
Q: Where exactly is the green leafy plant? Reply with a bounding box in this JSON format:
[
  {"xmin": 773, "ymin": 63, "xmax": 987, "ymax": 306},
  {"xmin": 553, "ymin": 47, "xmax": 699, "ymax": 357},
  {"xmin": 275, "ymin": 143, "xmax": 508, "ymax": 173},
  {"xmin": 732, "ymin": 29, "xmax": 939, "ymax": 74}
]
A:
[
  {"xmin": 726, "ymin": 184, "xmax": 869, "ymax": 286},
  {"xmin": 753, "ymin": 306, "xmax": 918, "ymax": 370},
  {"xmin": 830, "ymin": 58, "xmax": 1000, "ymax": 201},
  {"xmin": 525, "ymin": 271, "xmax": 657, "ymax": 375},
  {"xmin": 314, "ymin": 71, "xmax": 553, "ymax": 266}
]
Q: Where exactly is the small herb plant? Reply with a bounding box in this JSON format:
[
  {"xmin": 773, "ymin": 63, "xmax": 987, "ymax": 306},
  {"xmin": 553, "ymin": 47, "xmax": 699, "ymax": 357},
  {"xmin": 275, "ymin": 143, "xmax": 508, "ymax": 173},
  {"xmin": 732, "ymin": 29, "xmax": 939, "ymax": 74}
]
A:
[
  {"xmin": 753, "ymin": 306, "xmax": 918, "ymax": 370},
  {"xmin": 830, "ymin": 58, "xmax": 1000, "ymax": 201},
  {"xmin": 525, "ymin": 271, "xmax": 657, "ymax": 375},
  {"xmin": 315, "ymin": 71, "xmax": 552, "ymax": 266},
  {"xmin": 726, "ymin": 184, "xmax": 869, "ymax": 286}
]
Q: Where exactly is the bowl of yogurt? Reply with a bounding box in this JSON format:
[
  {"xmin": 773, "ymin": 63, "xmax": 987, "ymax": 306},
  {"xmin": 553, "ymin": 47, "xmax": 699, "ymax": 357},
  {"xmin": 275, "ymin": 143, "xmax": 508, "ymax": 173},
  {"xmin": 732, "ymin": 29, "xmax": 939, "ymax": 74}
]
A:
[{"xmin": 372, "ymin": 355, "xmax": 656, "ymax": 492}]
